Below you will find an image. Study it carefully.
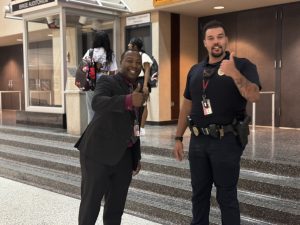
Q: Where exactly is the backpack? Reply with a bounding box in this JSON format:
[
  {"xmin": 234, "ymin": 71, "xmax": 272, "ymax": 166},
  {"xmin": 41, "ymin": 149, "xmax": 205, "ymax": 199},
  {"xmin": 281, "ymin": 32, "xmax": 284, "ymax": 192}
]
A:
[
  {"xmin": 75, "ymin": 49, "xmax": 97, "ymax": 91},
  {"xmin": 149, "ymin": 55, "xmax": 159, "ymax": 88},
  {"xmin": 142, "ymin": 53, "xmax": 159, "ymax": 88}
]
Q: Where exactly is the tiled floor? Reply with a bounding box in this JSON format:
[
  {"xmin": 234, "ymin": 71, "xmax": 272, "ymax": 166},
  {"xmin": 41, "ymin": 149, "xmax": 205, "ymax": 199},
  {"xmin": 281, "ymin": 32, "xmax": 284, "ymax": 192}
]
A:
[
  {"xmin": 0, "ymin": 177, "xmax": 162, "ymax": 225},
  {"xmin": 140, "ymin": 125, "xmax": 300, "ymax": 166},
  {"xmin": 1, "ymin": 109, "xmax": 299, "ymax": 165},
  {"xmin": 0, "ymin": 110, "xmax": 299, "ymax": 225},
  {"xmin": 0, "ymin": 110, "xmax": 162, "ymax": 225}
]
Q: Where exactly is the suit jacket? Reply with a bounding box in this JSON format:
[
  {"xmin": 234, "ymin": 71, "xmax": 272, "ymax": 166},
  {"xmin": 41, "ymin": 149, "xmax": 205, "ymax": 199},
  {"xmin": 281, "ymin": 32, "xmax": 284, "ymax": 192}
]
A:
[{"xmin": 75, "ymin": 73, "xmax": 142, "ymax": 169}]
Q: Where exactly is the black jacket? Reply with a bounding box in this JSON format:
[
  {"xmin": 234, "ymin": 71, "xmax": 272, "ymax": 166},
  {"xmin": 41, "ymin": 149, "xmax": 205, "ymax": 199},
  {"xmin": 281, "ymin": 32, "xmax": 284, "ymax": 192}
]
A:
[{"xmin": 75, "ymin": 74, "xmax": 142, "ymax": 170}]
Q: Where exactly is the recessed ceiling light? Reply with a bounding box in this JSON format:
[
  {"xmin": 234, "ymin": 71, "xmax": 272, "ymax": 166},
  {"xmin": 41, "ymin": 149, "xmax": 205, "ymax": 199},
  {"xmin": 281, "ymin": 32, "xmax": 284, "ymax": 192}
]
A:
[
  {"xmin": 214, "ymin": 6, "xmax": 224, "ymax": 10},
  {"xmin": 16, "ymin": 38, "xmax": 23, "ymax": 42}
]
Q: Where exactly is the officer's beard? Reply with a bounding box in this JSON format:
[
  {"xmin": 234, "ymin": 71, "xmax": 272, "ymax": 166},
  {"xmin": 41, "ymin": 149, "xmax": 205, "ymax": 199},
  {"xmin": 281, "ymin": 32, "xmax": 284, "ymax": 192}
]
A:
[{"xmin": 211, "ymin": 45, "xmax": 224, "ymax": 58}]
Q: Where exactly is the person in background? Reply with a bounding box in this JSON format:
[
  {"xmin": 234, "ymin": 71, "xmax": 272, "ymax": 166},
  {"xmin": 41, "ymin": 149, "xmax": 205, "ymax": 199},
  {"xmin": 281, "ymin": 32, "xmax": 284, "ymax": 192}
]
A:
[
  {"xmin": 173, "ymin": 20, "xmax": 261, "ymax": 225},
  {"xmin": 128, "ymin": 37, "xmax": 152, "ymax": 136},
  {"xmin": 77, "ymin": 31, "xmax": 118, "ymax": 123},
  {"xmin": 75, "ymin": 49, "xmax": 147, "ymax": 225}
]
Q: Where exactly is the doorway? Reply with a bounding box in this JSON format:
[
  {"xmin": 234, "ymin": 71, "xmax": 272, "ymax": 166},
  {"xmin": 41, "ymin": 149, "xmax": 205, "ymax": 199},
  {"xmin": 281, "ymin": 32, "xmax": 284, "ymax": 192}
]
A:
[{"xmin": 125, "ymin": 24, "xmax": 152, "ymax": 54}]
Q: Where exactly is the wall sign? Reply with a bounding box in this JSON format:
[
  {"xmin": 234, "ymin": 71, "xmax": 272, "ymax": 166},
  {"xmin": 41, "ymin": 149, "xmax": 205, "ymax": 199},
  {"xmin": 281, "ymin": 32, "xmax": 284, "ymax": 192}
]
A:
[
  {"xmin": 153, "ymin": 0, "xmax": 182, "ymax": 7},
  {"xmin": 126, "ymin": 13, "xmax": 151, "ymax": 26},
  {"xmin": 12, "ymin": 0, "xmax": 55, "ymax": 12}
]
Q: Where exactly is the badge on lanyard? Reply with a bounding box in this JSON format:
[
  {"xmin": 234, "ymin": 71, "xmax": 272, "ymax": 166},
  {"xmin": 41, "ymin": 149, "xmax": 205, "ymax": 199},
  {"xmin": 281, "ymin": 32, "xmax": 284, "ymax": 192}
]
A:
[
  {"xmin": 133, "ymin": 119, "xmax": 140, "ymax": 137},
  {"xmin": 202, "ymin": 79, "xmax": 213, "ymax": 115},
  {"xmin": 131, "ymin": 119, "xmax": 140, "ymax": 144},
  {"xmin": 202, "ymin": 98, "xmax": 213, "ymax": 115}
]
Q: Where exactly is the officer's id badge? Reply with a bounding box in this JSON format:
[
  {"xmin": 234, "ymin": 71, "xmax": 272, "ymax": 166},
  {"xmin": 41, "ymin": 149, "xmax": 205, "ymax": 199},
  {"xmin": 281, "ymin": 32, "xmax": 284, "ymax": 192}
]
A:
[
  {"xmin": 202, "ymin": 99, "xmax": 213, "ymax": 115},
  {"xmin": 218, "ymin": 68, "xmax": 225, "ymax": 76},
  {"xmin": 134, "ymin": 120, "xmax": 140, "ymax": 137}
]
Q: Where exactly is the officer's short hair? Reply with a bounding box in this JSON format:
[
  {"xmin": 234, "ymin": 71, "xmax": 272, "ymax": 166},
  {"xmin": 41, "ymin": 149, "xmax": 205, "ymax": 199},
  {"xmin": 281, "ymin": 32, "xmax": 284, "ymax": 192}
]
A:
[{"xmin": 202, "ymin": 20, "xmax": 227, "ymax": 39}]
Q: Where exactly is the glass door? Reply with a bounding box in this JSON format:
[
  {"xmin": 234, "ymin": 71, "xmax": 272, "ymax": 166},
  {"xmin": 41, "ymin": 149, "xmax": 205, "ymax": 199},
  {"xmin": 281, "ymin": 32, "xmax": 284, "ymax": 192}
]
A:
[{"xmin": 27, "ymin": 15, "xmax": 62, "ymax": 107}]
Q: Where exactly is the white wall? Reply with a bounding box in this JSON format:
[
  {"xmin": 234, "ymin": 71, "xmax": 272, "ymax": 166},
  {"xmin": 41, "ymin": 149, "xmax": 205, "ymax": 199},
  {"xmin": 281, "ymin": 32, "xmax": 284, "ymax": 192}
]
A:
[
  {"xmin": 0, "ymin": 0, "xmax": 23, "ymax": 37},
  {"xmin": 147, "ymin": 11, "xmax": 160, "ymax": 122}
]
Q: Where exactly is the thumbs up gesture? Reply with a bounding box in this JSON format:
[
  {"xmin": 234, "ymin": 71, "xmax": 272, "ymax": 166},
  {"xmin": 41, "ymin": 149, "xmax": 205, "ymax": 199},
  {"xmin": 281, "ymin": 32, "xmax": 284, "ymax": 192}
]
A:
[
  {"xmin": 219, "ymin": 52, "xmax": 239, "ymax": 78},
  {"xmin": 132, "ymin": 83, "xmax": 147, "ymax": 107}
]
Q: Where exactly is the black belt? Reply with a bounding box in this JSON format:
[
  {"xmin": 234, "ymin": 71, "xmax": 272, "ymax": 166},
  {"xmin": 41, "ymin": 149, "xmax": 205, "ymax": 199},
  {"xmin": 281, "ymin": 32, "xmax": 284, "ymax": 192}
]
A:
[{"xmin": 191, "ymin": 124, "xmax": 236, "ymax": 139}]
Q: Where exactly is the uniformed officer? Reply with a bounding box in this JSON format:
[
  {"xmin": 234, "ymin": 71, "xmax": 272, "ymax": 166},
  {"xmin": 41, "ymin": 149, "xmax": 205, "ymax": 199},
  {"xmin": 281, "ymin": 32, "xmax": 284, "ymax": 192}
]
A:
[{"xmin": 173, "ymin": 20, "xmax": 261, "ymax": 225}]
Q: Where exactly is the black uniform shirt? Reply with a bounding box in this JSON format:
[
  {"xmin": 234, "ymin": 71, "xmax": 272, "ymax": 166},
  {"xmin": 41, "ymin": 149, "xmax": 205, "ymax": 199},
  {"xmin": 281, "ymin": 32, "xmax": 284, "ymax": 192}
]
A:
[{"xmin": 184, "ymin": 52, "xmax": 261, "ymax": 127}]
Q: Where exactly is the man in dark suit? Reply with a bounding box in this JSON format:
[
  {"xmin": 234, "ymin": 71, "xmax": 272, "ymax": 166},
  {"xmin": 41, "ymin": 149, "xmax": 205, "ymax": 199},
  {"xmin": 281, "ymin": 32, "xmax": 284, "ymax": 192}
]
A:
[{"xmin": 75, "ymin": 50, "xmax": 147, "ymax": 225}]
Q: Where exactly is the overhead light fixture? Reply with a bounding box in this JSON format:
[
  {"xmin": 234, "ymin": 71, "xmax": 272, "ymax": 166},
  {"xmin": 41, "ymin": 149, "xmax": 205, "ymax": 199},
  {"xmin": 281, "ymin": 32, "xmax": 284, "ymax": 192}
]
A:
[
  {"xmin": 17, "ymin": 38, "xmax": 23, "ymax": 42},
  {"xmin": 4, "ymin": 5, "xmax": 10, "ymax": 13},
  {"xmin": 91, "ymin": 20, "xmax": 101, "ymax": 31},
  {"xmin": 3, "ymin": 4, "xmax": 22, "ymax": 20},
  {"xmin": 5, "ymin": 15, "xmax": 22, "ymax": 20},
  {"xmin": 214, "ymin": 6, "xmax": 225, "ymax": 10},
  {"xmin": 79, "ymin": 16, "xmax": 87, "ymax": 25},
  {"xmin": 46, "ymin": 16, "xmax": 59, "ymax": 29},
  {"xmin": 46, "ymin": 16, "xmax": 54, "ymax": 24}
]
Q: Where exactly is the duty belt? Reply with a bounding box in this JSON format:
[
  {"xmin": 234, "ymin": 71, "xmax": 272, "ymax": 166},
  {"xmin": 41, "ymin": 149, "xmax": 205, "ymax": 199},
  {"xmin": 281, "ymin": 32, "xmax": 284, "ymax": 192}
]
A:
[{"xmin": 191, "ymin": 124, "xmax": 236, "ymax": 139}]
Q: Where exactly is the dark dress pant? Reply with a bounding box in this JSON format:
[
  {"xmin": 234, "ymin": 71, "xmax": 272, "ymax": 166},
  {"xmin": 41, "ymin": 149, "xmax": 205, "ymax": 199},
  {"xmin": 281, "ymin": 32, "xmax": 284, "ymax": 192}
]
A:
[
  {"xmin": 189, "ymin": 133, "xmax": 243, "ymax": 225},
  {"xmin": 79, "ymin": 149, "xmax": 132, "ymax": 225}
]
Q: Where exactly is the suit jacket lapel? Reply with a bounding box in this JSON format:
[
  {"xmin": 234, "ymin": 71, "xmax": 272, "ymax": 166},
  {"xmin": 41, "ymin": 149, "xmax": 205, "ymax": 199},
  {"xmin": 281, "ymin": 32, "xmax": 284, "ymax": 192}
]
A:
[{"xmin": 114, "ymin": 74, "xmax": 131, "ymax": 94}]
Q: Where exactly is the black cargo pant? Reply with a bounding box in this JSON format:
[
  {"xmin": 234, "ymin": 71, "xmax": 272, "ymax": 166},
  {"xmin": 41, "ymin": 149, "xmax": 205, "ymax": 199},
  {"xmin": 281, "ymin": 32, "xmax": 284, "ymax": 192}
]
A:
[{"xmin": 188, "ymin": 133, "xmax": 243, "ymax": 225}]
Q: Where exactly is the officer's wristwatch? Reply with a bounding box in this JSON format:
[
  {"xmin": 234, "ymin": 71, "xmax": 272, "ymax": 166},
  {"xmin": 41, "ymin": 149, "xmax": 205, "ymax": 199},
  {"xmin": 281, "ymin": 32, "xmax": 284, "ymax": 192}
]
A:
[{"xmin": 174, "ymin": 136, "xmax": 183, "ymax": 142}]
